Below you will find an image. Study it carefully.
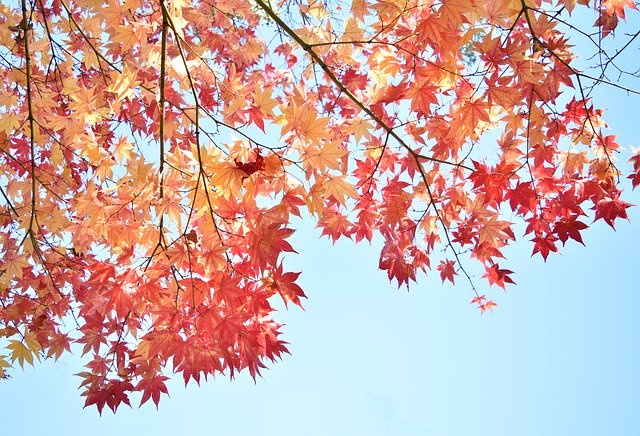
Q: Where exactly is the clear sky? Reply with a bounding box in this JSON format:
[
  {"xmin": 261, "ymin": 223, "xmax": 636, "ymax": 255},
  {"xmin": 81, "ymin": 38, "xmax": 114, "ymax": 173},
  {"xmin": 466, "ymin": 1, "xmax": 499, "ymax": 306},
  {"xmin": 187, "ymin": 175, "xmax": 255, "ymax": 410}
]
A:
[{"xmin": 3, "ymin": 8, "xmax": 640, "ymax": 436}]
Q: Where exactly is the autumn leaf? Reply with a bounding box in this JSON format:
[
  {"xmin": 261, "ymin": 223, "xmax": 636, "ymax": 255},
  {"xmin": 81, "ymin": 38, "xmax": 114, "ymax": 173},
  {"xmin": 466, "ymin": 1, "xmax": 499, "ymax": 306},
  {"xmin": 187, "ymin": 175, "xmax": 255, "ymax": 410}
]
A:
[
  {"xmin": 482, "ymin": 264, "xmax": 515, "ymax": 290},
  {"xmin": 479, "ymin": 300, "xmax": 498, "ymax": 314},
  {"xmin": 209, "ymin": 161, "xmax": 247, "ymax": 195},
  {"xmin": 456, "ymin": 98, "xmax": 491, "ymax": 136},
  {"xmin": 602, "ymin": 0, "xmax": 637, "ymax": 19},
  {"xmin": 0, "ymin": 112, "xmax": 20, "ymax": 135},
  {"xmin": 253, "ymin": 87, "xmax": 278, "ymax": 117},
  {"xmin": 270, "ymin": 264, "xmax": 306, "ymax": 308},
  {"xmin": 137, "ymin": 375, "xmax": 170, "ymax": 408},
  {"xmin": 249, "ymin": 222, "xmax": 297, "ymax": 269},
  {"xmin": 322, "ymin": 175, "xmax": 360, "ymax": 204},
  {"xmin": 554, "ymin": 219, "xmax": 588, "ymax": 246},
  {"xmin": 594, "ymin": 195, "xmax": 633, "ymax": 229},
  {"xmin": 304, "ymin": 140, "xmax": 347, "ymax": 173},
  {"xmin": 437, "ymin": 259, "xmax": 457, "ymax": 284},
  {"xmin": 279, "ymin": 101, "xmax": 330, "ymax": 144},
  {"xmin": 531, "ymin": 233, "xmax": 559, "ymax": 260},
  {"xmin": 0, "ymin": 355, "xmax": 11, "ymax": 379},
  {"xmin": 438, "ymin": 0, "xmax": 476, "ymax": 26},
  {"xmin": 7, "ymin": 332, "xmax": 41, "ymax": 368},
  {"xmin": 628, "ymin": 149, "xmax": 640, "ymax": 189}
]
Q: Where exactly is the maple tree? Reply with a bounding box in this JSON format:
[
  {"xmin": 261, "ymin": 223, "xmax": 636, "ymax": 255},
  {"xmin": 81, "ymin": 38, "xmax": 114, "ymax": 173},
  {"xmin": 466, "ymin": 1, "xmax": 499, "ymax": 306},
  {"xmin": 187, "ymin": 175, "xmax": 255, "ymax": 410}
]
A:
[{"xmin": 0, "ymin": 0, "xmax": 639, "ymax": 412}]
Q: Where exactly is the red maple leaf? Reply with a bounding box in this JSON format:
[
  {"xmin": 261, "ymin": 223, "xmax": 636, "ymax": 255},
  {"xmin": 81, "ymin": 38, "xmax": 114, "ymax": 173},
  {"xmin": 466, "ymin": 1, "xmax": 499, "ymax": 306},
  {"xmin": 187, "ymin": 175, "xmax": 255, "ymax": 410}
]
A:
[
  {"xmin": 505, "ymin": 182, "xmax": 537, "ymax": 215},
  {"xmin": 470, "ymin": 295, "xmax": 487, "ymax": 306},
  {"xmin": 235, "ymin": 150, "xmax": 265, "ymax": 177},
  {"xmin": 482, "ymin": 264, "xmax": 515, "ymax": 289},
  {"xmin": 553, "ymin": 219, "xmax": 588, "ymax": 245},
  {"xmin": 379, "ymin": 241, "xmax": 417, "ymax": 288},
  {"xmin": 137, "ymin": 375, "xmax": 169, "ymax": 408},
  {"xmin": 531, "ymin": 233, "xmax": 559, "ymax": 260},
  {"xmin": 628, "ymin": 151, "xmax": 640, "ymax": 189},
  {"xmin": 249, "ymin": 222, "xmax": 297, "ymax": 269},
  {"xmin": 593, "ymin": 194, "xmax": 633, "ymax": 228},
  {"xmin": 437, "ymin": 259, "xmax": 457, "ymax": 284},
  {"xmin": 271, "ymin": 263, "xmax": 306, "ymax": 308},
  {"xmin": 479, "ymin": 300, "xmax": 498, "ymax": 314}
]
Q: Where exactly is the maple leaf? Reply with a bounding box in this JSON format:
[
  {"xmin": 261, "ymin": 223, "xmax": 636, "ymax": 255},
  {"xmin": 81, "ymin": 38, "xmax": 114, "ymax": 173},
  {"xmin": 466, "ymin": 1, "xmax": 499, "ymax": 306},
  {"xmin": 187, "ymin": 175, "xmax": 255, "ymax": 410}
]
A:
[
  {"xmin": 479, "ymin": 300, "xmax": 498, "ymax": 314},
  {"xmin": 470, "ymin": 295, "xmax": 487, "ymax": 306},
  {"xmin": 209, "ymin": 161, "xmax": 247, "ymax": 195},
  {"xmin": 0, "ymin": 112, "xmax": 20, "ymax": 135},
  {"xmin": 554, "ymin": 219, "xmax": 588, "ymax": 246},
  {"xmin": 531, "ymin": 233, "xmax": 559, "ymax": 260},
  {"xmin": 7, "ymin": 332, "xmax": 41, "ymax": 368},
  {"xmin": 269, "ymin": 264, "xmax": 306, "ymax": 308},
  {"xmin": 593, "ymin": 195, "xmax": 633, "ymax": 228},
  {"xmin": 457, "ymin": 99, "xmax": 491, "ymax": 137},
  {"xmin": 602, "ymin": 0, "xmax": 637, "ymax": 19},
  {"xmin": 137, "ymin": 375, "xmax": 170, "ymax": 408},
  {"xmin": 322, "ymin": 175, "xmax": 360, "ymax": 204},
  {"xmin": 505, "ymin": 182, "xmax": 537, "ymax": 215},
  {"xmin": 249, "ymin": 222, "xmax": 297, "ymax": 269},
  {"xmin": 248, "ymin": 87, "xmax": 278, "ymax": 131},
  {"xmin": 378, "ymin": 240, "xmax": 422, "ymax": 288},
  {"xmin": 469, "ymin": 295, "xmax": 498, "ymax": 314},
  {"xmin": 47, "ymin": 333, "xmax": 73, "ymax": 361},
  {"xmin": 0, "ymin": 355, "xmax": 11, "ymax": 379},
  {"xmin": 318, "ymin": 206, "xmax": 353, "ymax": 242},
  {"xmin": 235, "ymin": 150, "xmax": 265, "ymax": 177},
  {"xmin": 438, "ymin": 0, "xmax": 475, "ymax": 26},
  {"xmin": 279, "ymin": 100, "xmax": 330, "ymax": 144},
  {"xmin": 482, "ymin": 264, "xmax": 515, "ymax": 289},
  {"xmin": 304, "ymin": 140, "xmax": 347, "ymax": 173},
  {"xmin": 628, "ymin": 149, "xmax": 640, "ymax": 189},
  {"xmin": 595, "ymin": 11, "xmax": 619, "ymax": 37},
  {"xmin": 437, "ymin": 259, "xmax": 457, "ymax": 284}
]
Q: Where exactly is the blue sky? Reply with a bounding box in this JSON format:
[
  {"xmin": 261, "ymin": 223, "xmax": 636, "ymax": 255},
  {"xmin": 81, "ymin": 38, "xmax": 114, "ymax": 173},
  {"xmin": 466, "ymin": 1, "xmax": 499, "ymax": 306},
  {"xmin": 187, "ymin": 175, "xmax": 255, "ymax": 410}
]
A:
[{"xmin": 3, "ymin": 6, "xmax": 640, "ymax": 436}]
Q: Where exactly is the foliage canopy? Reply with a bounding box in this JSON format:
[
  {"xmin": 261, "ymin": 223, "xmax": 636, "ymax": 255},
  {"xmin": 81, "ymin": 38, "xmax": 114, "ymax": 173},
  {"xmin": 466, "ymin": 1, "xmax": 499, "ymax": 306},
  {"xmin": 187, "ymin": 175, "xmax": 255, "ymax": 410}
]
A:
[{"xmin": 0, "ymin": 0, "xmax": 639, "ymax": 412}]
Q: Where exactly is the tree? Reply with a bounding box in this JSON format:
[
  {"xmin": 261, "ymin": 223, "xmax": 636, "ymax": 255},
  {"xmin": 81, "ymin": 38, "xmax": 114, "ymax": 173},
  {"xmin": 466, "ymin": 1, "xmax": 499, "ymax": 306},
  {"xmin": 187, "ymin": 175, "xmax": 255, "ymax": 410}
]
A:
[{"xmin": 0, "ymin": 0, "xmax": 638, "ymax": 412}]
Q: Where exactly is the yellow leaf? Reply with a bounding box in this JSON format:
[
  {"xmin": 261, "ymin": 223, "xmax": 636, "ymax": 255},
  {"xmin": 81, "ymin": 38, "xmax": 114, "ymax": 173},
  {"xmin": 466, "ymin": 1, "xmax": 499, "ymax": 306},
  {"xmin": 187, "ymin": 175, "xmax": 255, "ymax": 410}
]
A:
[
  {"xmin": 0, "ymin": 90, "xmax": 18, "ymax": 109},
  {"xmin": 306, "ymin": 182, "xmax": 326, "ymax": 217},
  {"xmin": 24, "ymin": 331, "xmax": 41, "ymax": 355},
  {"xmin": 112, "ymin": 25, "xmax": 138, "ymax": 52},
  {"xmin": 132, "ymin": 340, "xmax": 151, "ymax": 364},
  {"xmin": 253, "ymin": 87, "xmax": 278, "ymax": 117},
  {"xmin": 113, "ymin": 136, "xmax": 134, "ymax": 162},
  {"xmin": 50, "ymin": 142, "xmax": 63, "ymax": 167},
  {"xmin": 439, "ymin": 0, "xmax": 478, "ymax": 26},
  {"xmin": 484, "ymin": 0, "xmax": 522, "ymax": 23},
  {"xmin": 279, "ymin": 101, "xmax": 330, "ymax": 144},
  {"xmin": 304, "ymin": 140, "xmax": 346, "ymax": 172},
  {"xmin": 348, "ymin": 118, "xmax": 373, "ymax": 142},
  {"xmin": 322, "ymin": 175, "xmax": 359, "ymax": 204},
  {"xmin": 560, "ymin": 150, "xmax": 588, "ymax": 176},
  {"xmin": 478, "ymin": 218, "xmax": 513, "ymax": 246},
  {"xmin": 224, "ymin": 95, "xmax": 248, "ymax": 124},
  {"xmin": 107, "ymin": 69, "xmax": 136, "ymax": 102},
  {"xmin": 209, "ymin": 161, "xmax": 246, "ymax": 197},
  {"xmin": 7, "ymin": 332, "xmax": 41, "ymax": 368},
  {"xmin": 68, "ymin": 87, "xmax": 108, "ymax": 125},
  {"xmin": 0, "ymin": 113, "xmax": 20, "ymax": 135},
  {"xmin": 0, "ymin": 355, "xmax": 11, "ymax": 379},
  {"xmin": 3, "ymin": 253, "xmax": 29, "ymax": 280}
]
